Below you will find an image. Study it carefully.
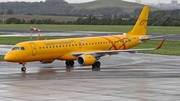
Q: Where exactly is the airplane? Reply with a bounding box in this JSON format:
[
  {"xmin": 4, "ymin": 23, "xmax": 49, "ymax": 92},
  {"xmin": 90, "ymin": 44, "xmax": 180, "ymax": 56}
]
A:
[{"xmin": 4, "ymin": 6, "xmax": 166, "ymax": 72}]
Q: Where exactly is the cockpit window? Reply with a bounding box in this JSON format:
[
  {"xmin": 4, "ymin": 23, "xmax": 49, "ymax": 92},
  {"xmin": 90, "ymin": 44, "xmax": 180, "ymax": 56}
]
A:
[
  {"xmin": 12, "ymin": 47, "xmax": 19, "ymax": 50},
  {"xmin": 12, "ymin": 47, "xmax": 25, "ymax": 50},
  {"xmin": 21, "ymin": 47, "xmax": 25, "ymax": 50}
]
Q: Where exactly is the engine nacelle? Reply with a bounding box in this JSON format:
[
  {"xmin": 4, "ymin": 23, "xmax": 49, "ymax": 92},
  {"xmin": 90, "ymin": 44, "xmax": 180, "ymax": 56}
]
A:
[
  {"xmin": 40, "ymin": 59, "xmax": 54, "ymax": 64},
  {"xmin": 77, "ymin": 55, "xmax": 96, "ymax": 66}
]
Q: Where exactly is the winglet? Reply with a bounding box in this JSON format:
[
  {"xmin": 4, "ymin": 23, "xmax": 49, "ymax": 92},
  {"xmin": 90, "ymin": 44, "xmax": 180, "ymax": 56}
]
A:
[
  {"xmin": 36, "ymin": 34, "xmax": 40, "ymax": 41},
  {"xmin": 156, "ymin": 38, "xmax": 166, "ymax": 50}
]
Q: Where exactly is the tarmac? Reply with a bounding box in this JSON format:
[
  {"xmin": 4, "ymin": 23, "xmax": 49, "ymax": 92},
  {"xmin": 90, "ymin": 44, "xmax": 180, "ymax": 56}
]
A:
[{"xmin": 0, "ymin": 53, "xmax": 180, "ymax": 101}]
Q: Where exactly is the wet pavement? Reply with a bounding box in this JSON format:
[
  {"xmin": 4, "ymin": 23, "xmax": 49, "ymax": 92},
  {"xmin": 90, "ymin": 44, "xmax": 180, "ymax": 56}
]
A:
[{"xmin": 0, "ymin": 53, "xmax": 180, "ymax": 101}]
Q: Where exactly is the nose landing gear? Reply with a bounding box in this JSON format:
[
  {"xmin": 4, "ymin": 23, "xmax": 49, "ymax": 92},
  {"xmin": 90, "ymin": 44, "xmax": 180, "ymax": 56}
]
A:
[{"xmin": 19, "ymin": 62, "xmax": 27, "ymax": 72}]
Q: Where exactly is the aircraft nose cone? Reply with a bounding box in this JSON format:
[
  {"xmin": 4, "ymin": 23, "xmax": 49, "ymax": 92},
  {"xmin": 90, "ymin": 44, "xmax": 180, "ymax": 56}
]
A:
[
  {"xmin": 4, "ymin": 54, "xmax": 10, "ymax": 61},
  {"xmin": 4, "ymin": 54, "xmax": 14, "ymax": 62}
]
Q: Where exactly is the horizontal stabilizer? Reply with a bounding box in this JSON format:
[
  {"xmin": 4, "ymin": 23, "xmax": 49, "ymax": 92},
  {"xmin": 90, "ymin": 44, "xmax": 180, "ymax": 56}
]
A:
[{"xmin": 140, "ymin": 35, "xmax": 174, "ymax": 41}]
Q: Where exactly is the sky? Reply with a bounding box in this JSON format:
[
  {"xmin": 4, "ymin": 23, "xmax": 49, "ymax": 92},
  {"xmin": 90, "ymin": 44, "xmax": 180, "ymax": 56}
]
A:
[{"xmin": 0, "ymin": 0, "xmax": 179, "ymax": 4}]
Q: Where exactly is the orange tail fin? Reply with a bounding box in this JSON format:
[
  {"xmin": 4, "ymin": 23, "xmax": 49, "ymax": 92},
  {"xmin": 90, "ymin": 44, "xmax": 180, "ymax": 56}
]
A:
[{"xmin": 127, "ymin": 6, "xmax": 150, "ymax": 36}]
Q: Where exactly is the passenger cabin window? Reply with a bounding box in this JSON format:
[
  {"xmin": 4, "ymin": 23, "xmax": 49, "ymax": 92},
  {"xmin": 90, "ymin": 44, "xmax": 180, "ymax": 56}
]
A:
[{"xmin": 12, "ymin": 47, "xmax": 25, "ymax": 50}]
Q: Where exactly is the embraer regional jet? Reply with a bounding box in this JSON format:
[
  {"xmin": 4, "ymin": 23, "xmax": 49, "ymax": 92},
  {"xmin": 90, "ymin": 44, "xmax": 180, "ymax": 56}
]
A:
[{"xmin": 4, "ymin": 6, "xmax": 166, "ymax": 72}]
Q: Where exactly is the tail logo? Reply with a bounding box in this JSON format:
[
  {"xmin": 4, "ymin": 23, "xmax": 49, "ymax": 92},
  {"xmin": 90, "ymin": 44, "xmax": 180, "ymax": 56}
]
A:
[{"xmin": 139, "ymin": 19, "xmax": 147, "ymax": 26}]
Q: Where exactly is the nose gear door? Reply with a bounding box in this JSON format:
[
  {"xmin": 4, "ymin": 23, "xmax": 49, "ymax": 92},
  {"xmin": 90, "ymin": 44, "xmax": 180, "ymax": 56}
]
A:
[{"xmin": 29, "ymin": 42, "xmax": 37, "ymax": 56}]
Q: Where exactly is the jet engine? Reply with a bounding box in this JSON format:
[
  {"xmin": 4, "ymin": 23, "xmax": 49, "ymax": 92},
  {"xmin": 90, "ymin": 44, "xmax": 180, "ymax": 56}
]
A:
[
  {"xmin": 77, "ymin": 55, "xmax": 96, "ymax": 66},
  {"xmin": 40, "ymin": 59, "xmax": 54, "ymax": 64}
]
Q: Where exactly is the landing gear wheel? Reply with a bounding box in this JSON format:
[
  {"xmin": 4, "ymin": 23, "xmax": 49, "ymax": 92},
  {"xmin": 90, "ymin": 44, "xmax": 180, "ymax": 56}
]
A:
[
  {"xmin": 96, "ymin": 61, "xmax": 101, "ymax": 67},
  {"xmin": 65, "ymin": 60, "xmax": 74, "ymax": 67},
  {"xmin": 69, "ymin": 60, "xmax": 74, "ymax": 66},
  {"xmin": 92, "ymin": 61, "xmax": 101, "ymax": 68},
  {"xmin": 21, "ymin": 67, "xmax": 26, "ymax": 72}
]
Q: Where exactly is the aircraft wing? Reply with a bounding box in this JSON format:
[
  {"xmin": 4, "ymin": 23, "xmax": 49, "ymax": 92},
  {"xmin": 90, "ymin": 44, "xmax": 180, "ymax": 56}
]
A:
[{"xmin": 71, "ymin": 38, "xmax": 166, "ymax": 56}]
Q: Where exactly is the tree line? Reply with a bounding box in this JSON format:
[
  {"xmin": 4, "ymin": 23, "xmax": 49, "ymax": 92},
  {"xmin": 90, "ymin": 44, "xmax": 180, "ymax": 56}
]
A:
[
  {"xmin": 5, "ymin": 16, "xmax": 180, "ymax": 26},
  {"xmin": 0, "ymin": 0, "xmax": 73, "ymax": 15},
  {"xmin": 0, "ymin": 0, "xmax": 130, "ymax": 18}
]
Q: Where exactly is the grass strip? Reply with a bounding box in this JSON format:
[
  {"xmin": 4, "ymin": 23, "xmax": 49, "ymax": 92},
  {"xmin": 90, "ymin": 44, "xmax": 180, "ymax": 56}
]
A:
[
  {"xmin": 134, "ymin": 40, "xmax": 180, "ymax": 56},
  {"xmin": 0, "ymin": 55, "xmax": 4, "ymax": 61}
]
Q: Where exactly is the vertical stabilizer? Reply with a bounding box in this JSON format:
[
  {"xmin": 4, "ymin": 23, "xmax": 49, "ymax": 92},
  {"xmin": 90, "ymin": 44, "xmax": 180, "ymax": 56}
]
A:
[{"xmin": 127, "ymin": 6, "xmax": 149, "ymax": 35}]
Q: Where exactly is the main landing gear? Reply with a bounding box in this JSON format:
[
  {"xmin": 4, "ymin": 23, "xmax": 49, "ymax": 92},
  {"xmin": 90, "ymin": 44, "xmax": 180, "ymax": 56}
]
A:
[
  {"xmin": 92, "ymin": 61, "xmax": 101, "ymax": 68},
  {"xmin": 65, "ymin": 60, "xmax": 74, "ymax": 67}
]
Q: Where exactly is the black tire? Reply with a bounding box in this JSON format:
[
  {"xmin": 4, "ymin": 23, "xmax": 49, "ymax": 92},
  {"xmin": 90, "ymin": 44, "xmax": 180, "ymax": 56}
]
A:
[
  {"xmin": 92, "ymin": 61, "xmax": 101, "ymax": 68},
  {"xmin": 21, "ymin": 67, "xmax": 26, "ymax": 72},
  {"xmin": 66, "ymin": 60, "xmax": 74, "ymax": 67},
  {"xmin": 69, "ymin": 60, "xmax": 74, "ymax": 66},
  {"xmin": 96, "ymin": 61, "xmax": 101, "ymax": 68},
  {"xmin": 92, "ymin": 64, "xmax": 96, "ymax": 68},
  {"xmin": 65, "ymin": 61, "xmax": 70, "ymax": 66}
]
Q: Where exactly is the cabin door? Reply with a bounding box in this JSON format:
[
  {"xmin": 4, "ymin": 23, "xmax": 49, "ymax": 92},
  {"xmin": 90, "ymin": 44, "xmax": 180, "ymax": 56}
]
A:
[{"xmin": 29, "ymin": 42, "xmax": 37, "ymax": 56}]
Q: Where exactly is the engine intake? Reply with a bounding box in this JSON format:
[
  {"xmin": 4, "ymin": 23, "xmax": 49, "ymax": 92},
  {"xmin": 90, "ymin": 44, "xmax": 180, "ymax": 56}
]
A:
[{"xmin": 77, "ymin": 55, "xmax": 96, "ymax": 66}]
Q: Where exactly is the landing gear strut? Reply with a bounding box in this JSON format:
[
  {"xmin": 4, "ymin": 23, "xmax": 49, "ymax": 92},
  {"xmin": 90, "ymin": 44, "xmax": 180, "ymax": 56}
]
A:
[
  {"xmin": 65, "ymin": 60, "xmax": 74, "ymax": 67},
  {"xmin": 92, "ymin": 61, "xmax": 101, "ymax": 68}
]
